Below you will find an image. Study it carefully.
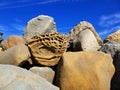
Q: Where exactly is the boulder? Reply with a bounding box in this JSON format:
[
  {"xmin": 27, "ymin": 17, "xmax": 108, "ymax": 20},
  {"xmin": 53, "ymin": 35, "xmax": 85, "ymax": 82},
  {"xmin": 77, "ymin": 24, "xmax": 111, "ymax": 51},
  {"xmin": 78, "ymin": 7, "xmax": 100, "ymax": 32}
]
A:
[
  {"xmin": 29, "ymin": 67, "xmax": 55, "ymax": 83},
  {"xmin": 55, "ymin": 52, "xmax": 115, "ymax": 90},
  {"xmin": 67, "ymin": 21, "xmax": 102, "ymax": 51},
  {"xmin": 0, "ymin": 47, "xmax": 2, "ymax": 53},
  {"xmin": 1, "ymin": 35, "xmax": 26, "ymax": 50},
  {"xmin": 0, "ymin": 44, "xmax": 31, "ymax": 66},
  {"xmin": 0, "ymin": 32, "xmax": 3, "ymax": 42},
  {"xmin": 73, "ymin": 29, "xmax": 100, "ymax": 51},
  {"xmin": 104, "ymin": 29, "xmax": 120, "ymax": 43},
  {"xmin": 99, "ymin": 40, "xmax": 120, "ymax": 89},
  {"xmin": 23, "ymin": 15, "xmax": 56, "ymax": 42},
  {"xmin": 99, "ymin": 40, "xmax": 120, "ymax": 57},
  {"xmin": 0, "ymin": 32, "xmax": 3, "ymax": 47},
  {"xmin": 111, "ymin": 53, "xmax": 120, "ymax": 89},
  {"xmin": 0, "ymin": 64, "xmax": 59, "ymax": 90},
  {"xmin": 28, "ymin": 32, "xmax": 67, "ymax": 66}
]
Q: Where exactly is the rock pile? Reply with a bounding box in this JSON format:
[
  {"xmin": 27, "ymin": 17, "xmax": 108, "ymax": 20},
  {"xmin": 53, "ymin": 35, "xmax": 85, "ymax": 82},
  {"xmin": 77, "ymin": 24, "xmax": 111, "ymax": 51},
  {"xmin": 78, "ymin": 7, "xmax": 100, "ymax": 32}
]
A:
[
  {"xmin": 0, "ymin": 64, "xmax": 59, "ymax": 90},
  {"xmin": 99, "ymin": 31, "xmax": 120, "ymax": 89},
  {"xmin": 0, "ymin": 15, "xmax": 120, "ymax": 90}
]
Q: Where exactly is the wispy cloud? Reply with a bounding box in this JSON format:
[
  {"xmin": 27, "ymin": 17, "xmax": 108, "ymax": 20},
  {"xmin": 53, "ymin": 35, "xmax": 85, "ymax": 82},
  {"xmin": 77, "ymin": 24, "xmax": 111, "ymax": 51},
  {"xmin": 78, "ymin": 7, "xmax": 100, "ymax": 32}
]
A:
[
  {"xmin": 0, "ymin": 25, "xmax": 14, "ymax": 39},
  {"xmin": 0, "ymin": 0, "xmax": 62, "ymax": 10},
  {"xmin": 0, "ymin": 0, "xmax": 81, "ymax": 10},
  {"xmin": 11, "ymin": 24, "xmax": 25, "ymax": 31},
  {"xmin": 11, "ymin": 18, "xmax": 25, "ymax": 31},
  {"xmin": 0, "ymin": 25, "xmax": 9, "ymax": 32},
  {"xmin": 39, "ymin": 0, "xmax": 62, "ymax": 4},
  {"xmin": 98, "ymin": 13, "xmax": 120, "ymax": 39},
  {"xmin": 0, "ymin": 24, "xmax": 25, "ymax": 39},
  {"xmin": 0, "ymin": 0, "xmax": 40, "ymax": 6},
  {"xmin": 99, "ymin": 13, "xmax": 120, "ymax": 27},
  {"xmin": 98, "ymin": 25, "xmax": 120, "ymax": 36},
  {"xmin": 0, "ymin": 3, "xmax": 7, "ymax": 6},
  {"xmin": 0, "ymin": 18, "xmax": 25, "ymax": 39}
]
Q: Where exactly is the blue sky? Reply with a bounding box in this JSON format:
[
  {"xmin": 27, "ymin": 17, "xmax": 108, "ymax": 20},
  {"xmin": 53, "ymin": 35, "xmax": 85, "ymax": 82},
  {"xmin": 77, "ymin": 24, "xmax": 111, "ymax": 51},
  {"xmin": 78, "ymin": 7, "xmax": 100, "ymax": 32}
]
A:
[{"xmin": 0, "ymin": 0, "xmax": 120, "ymax": 40}]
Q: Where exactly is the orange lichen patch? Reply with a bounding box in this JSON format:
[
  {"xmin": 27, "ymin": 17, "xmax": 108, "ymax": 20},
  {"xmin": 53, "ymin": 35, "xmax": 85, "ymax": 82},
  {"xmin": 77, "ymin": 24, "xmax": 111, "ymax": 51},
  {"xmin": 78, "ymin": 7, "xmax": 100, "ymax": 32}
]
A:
[{"xmin": 16, "ymin": 74, "xmax": 26, "ymax": 79}]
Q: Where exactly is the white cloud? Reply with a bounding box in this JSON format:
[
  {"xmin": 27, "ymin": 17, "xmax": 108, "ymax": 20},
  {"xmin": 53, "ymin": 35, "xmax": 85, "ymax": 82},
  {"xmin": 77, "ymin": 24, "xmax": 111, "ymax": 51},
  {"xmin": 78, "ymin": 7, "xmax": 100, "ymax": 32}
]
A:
[
  {"xmin": 0, "ymin": 25, "xmax": 4, "ymax": 30},
  {"xmin": 39, "ymin": 0, "xmax": 62, "ymax": 4},
  {"xmin": 0, "ymin": 25, "xmax": 13, "ymax": 39},
  {"xmin": 0, "ymin": 3, "xmax": 7, "ymax": 6},
  {"xmin": 99, "ymin": 13, "xmax": 120, "ymax": 27},
  {"xmin": 0, "ymin": 0, "xmax": 63, "ymax": 9},
  {"xmin": 11, "ymin": 18, "xmax": 25, "ymax": 31},
  {"xmin": 99, "ymin": 30, "xmax": 109, "ymax": 36},
  {"xmin": 98, "ymin": 25, "xmax": 120, "ymax": 36},
  {"xmin": 0, "ymin": 23, "xmax": 25, "ymax": 39},
  {"xmin": 0, "ymin": 25, "xmax": 9, "ymax": 32},
  {"xmin": 0, "ymin": 0, "xmax": 38, "ymax": 6},
  {"xmin": 11, "ymin": 24, "xmax": 25, "ymax": 31},
  {"xmin": 98, "ymin": 13, "xmax": 120, "ymax": 40},
  {"xmin": 0, "ymin": 0, "xmax": 82, "ymax": 9}
]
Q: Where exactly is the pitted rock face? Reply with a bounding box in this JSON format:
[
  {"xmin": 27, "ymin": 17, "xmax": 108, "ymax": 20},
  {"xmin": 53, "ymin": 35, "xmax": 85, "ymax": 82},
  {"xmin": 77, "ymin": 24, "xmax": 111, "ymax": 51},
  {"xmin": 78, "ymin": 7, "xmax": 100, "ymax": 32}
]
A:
[
  {"xmin": 67, "ymin": 21, "xmax": 102, "ymax": 49},
  {"xmin": 28, "ymin": 32, "xmax": 67, "ymax": 66}
]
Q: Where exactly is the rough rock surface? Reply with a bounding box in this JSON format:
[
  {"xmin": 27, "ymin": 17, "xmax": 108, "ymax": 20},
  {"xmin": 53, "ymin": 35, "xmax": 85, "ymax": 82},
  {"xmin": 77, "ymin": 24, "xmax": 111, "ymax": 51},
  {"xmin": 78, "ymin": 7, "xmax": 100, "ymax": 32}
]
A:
[
  {"xmin": 0, "ymin": 32, "xmax": 3, "ymax": 41},
  {"xmin": 29, "ymin": 67, "xmax": 55, "ymax": 83},
  {"xmin": 67, "ymin": 21, "xmax": 102, "ymax": 51},
  {"xmin": 1, "ymin": 35, "xmax": 26, "ymax": 50},
  {"xmin": 0, "ymin": 32, "xmax": 3, "ymax": 47},
  {"xmin": 0, "ymin": 64, "xmax": 59, "ymax": 90},
  {"xmin": 99, "ymin": 40, "xmax": 120, "ymax": 89},
  {"xmin": 111, "ymin": 53, "xmax": 120, "ymax": 89},
  {"xmin": 0, "ymin": 45, "xmax": 31, "ymax": 66},
  {"xmin": 28, "ymin": 32, "xmax": 67, "ymax": 66},
  {"xmin": 99, "ymin": 40, "xmax": 120, "ymax": 57},
  {"xmin": 104, "ymin": 30, "xmax": 120, "ymax": 43},
  {"xmin": 73, "ymin": 29, "xmax": 100, "ymax": 51},
  {"xmin": 55, "ymin": 51, "xmax": 115, "ymax": 90},
  {"xmin": 23, "ymin": 15, "xmax": 56, "ymax": 42},
  {"xmin": 0, "ymin": 47, "xmax": 2, "ymax": 53}
]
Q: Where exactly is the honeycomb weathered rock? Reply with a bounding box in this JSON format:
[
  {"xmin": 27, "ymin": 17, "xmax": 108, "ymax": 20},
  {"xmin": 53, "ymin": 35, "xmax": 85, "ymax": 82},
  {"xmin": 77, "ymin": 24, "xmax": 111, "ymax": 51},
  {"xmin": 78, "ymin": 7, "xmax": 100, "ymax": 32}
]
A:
[{"xmin": 28, "ymin": 32, "xmax": 67, "ymax": 66}]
